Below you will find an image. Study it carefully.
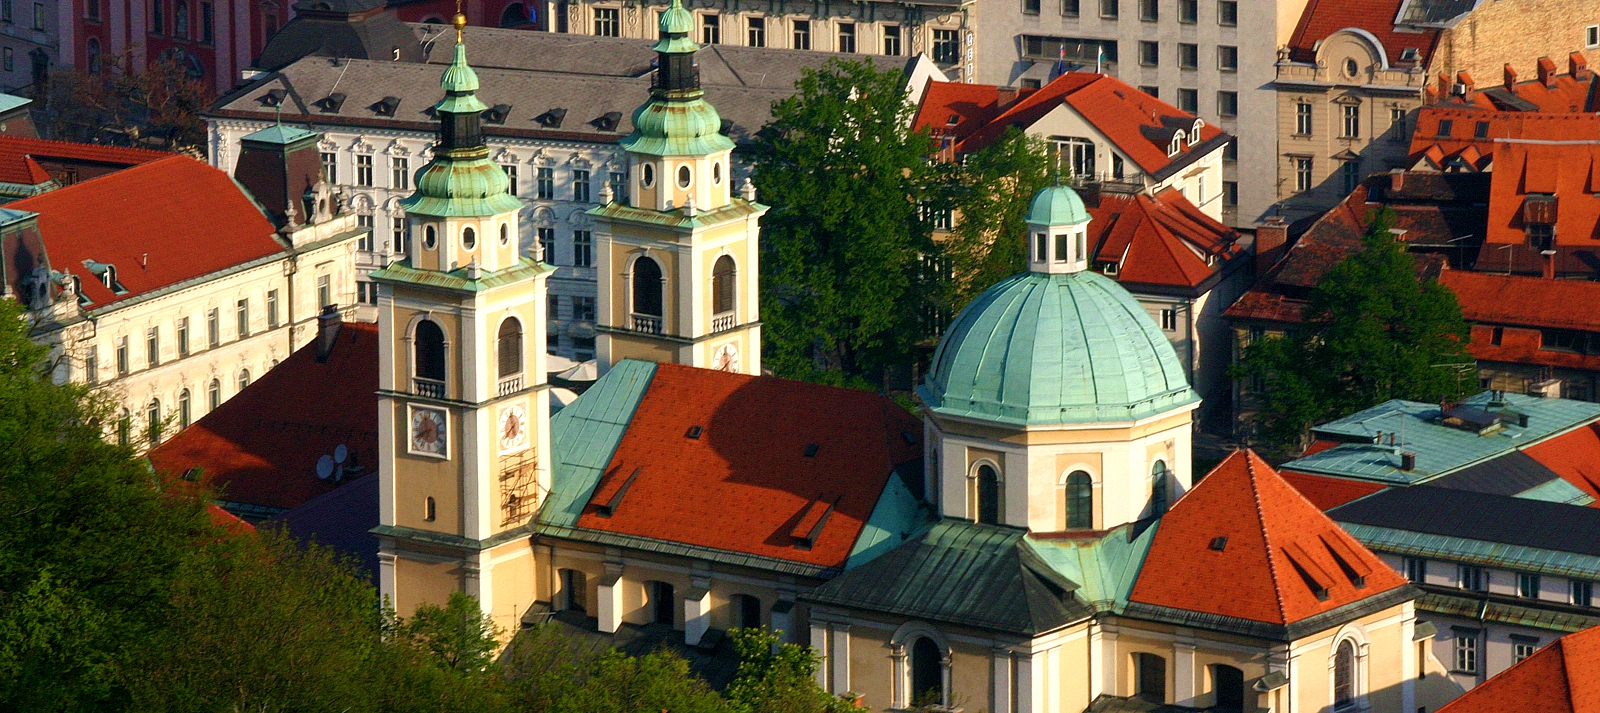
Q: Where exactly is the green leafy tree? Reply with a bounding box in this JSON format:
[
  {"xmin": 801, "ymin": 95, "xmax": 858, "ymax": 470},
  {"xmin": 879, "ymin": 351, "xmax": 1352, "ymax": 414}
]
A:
[
  {"xmin": 752, "ymin": 58, "xmax": 936, "ymax": 385},
  {"xmin": 550, "ymin": 649, "xmax": 728, "ymax": 713},
  {"xmin": 1235, "ymin": 207, "xmax": 1472, "ymax": 448},
  {"xmin": 938, "ymin": 127, "xmax": 1054, "ymax": 311},
  {"xmin": 398, "ymin": 590, "xmax": 503, "ymax": 674},
  {"xmin": 724, "ymin": 628, "xmax": 854, "ymax": 713}
]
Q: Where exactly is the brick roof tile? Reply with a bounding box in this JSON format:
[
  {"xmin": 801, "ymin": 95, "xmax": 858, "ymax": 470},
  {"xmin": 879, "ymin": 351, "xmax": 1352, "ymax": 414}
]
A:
[
  {"xmin": 1436, "ymin": 624, "xmax": 1600, "ymax": 713},
  {"xmin": 1285, "ymin": 0, "xmax": 1440, "ymax": 67},
  {"xmin": 0, "ymin": 135, "xmax": 170, "ymax": 186}
]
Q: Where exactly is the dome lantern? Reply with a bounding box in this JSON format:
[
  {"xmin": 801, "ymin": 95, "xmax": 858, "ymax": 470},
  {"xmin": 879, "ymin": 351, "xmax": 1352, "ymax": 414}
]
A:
[{"xmin": 1026, "ymin": 183, "xmax": 1092, "ymax": 275}]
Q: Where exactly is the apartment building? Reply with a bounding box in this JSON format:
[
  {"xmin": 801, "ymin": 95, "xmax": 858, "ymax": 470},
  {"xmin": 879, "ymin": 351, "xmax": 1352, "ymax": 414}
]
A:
[{"xmin": 2, "ymin": 0, "xmax": 55, "ymax": 94}]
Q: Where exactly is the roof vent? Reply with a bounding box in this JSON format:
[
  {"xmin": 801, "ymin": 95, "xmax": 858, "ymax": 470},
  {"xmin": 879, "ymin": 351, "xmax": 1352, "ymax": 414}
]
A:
[
  {"xmin": 1209, "ymin": 536, "xmax": 1228, "ymax": 551},
  {"xmin": 371, "ymin": 96, "xmax": 401, "ymax": 117},
  {"xmin": 1438, "ymin": 403, "xmax": 1504, "ymax": 435},
  {"xmin": 685, "ymin": 425, "xmax": 703, "ymax": 439},
  {"xmin": 482, "ymin": 103, "xmax": 513, "ymax": 124},
  {"xmin": 318, "ymin": 92, "xmax": 347, "ymax": 113},
  {"xmin": 260, "ymin": 88, "xmax": 287, "ymax": 107},
  {"xmin": 803, "ymin": 443, "xmax": 819, "ymax": 458},
  {"xmin": 591, "ymin": 111, "xmax": 622, "ymax": 132},
  {"xmin": 534, "ymin": 108, "xmax": 567, "ymax": 128},
  {"xmin": 594, "ymin": 466, "xmax": 643, "ymax": 518},
  {"xmin": 789, "ymin": 495, "xmax": 839, "ymax": 550},
  {"xmin": 1400, "ymin": 452, "xmax": 1416, "ymax": 471}
]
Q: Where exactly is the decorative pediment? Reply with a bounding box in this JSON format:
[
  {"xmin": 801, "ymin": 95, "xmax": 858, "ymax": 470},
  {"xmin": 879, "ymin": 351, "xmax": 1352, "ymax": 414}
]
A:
[
  {"xmin": 568, "ymin": 209, "xmax": 595, "ymax": 228},
  {"xmin": 348, "ymin": 192, "xmax": 375, "ymax": 211},
  {"xmin": 492, "ymin": 146, "xmax": 517, "ymax": 163},
  {"xmin": 319, "ymin": 138, "xmax": 339, "ymax": 153},
  {"xmin": 350, "ymin": 136, "xmax": 375, "ymax": 153},
  {"xmin": 529, "ymin": 148, "xmax": 557, "ymax": 166},
  {"xmin": 1332, "ymin": 94, "xmax": 1363, "ymax": 105},
  {"xmin": 532, "ymin": 207, "xmax": 556, "ymax": 226},
  {"xmin": 385, "ymin": 139, "xmax": 410, "ymax": 156},
  {"xmin": 567, "ymin": 153, "xmax": 593, "ymax": 169}
]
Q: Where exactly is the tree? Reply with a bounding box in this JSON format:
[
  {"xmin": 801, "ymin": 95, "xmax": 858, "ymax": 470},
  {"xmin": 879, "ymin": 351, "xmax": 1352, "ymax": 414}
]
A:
[
  {"xmin": 41, "ymin": 51, "xmax": 210, "ymax": 150},
  {"xmin": 724, "ymin": 628, "xmax": 854, "ymax": 713},
  {"xmin": 937, "ymin": 127, "xmax": 1054, "ymax": 312},
  {"xmin": 752, "ymin": 58, "xmax": 937, "ymax": 386},
  {"xmin": 397, "ymin": 590, "xmax": 503, "ymax": 674},
  {"xmin": 549, "ymin": 649, "xmax": 728, "ymax": 713},
  {"xmin": 1235, "ymin": 208, "xmax": 1472, "ymax": 448}
]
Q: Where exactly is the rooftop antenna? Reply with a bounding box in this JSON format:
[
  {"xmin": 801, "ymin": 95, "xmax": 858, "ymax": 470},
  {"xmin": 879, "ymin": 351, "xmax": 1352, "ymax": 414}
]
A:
[{"xmin": 315, "ymin": 454, "xmax": 335, "ymax": 480}]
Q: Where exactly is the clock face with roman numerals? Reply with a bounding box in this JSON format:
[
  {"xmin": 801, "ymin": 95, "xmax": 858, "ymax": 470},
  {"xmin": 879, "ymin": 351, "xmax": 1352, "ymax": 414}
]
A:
[
  {"xmin": 409, "ymin": 406, "xmax": 448, "ymax": 457},
  {"xmin": 499, "ymin": 404, "xmax": 528, "ymax": 453}
]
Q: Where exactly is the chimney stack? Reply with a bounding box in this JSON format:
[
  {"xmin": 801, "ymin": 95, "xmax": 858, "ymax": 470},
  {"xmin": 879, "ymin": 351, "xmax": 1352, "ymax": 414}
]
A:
[
  {"xmin": 233, "ymin": 125, "xmax": 325, "ymax": 229},
  {"xmin": 1504, "ymin": 63, "xmax": 1518, "ymax": 90},
  {"xmin": 996, "ymin": 86, "xmax": 1020, "ymax": 109},
  {"xmin": 1389, "ymin": 168, "xmax": 1406, "ymax": 194},
  {"xmin": 1537, "ymin": 56, "xmax": 1558, "ymax": 88},
  {"xmin": 1572, "ymin": 52, "xmax": 1591, "ymax": 81},
  {"xmin": 1255, "ymin": 217, "xmax": 1289, "ymax": 274},
  {"xmin": 1454, "ymin": 71, "xmax": 1474, "ymax": 94},
  {"xmin": 316, "ymin": 304, "xmax": 342, "ymax": 362}
]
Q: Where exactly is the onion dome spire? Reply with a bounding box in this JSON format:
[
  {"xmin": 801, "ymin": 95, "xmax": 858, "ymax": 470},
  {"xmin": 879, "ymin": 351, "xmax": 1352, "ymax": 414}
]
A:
[{"xmin": 620, "ymin": 0, "xmax": 734, "ymax": 158}]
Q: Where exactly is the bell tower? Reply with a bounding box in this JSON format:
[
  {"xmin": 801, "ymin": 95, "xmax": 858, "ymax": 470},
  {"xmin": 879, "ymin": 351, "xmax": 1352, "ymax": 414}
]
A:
[
  {"xmin": 372, "ymin": 12, "xmax": 553, "ymax": 633},
  {"xmin": 591, "ymin": 0, "xmax": 765, "ymax": 375}
]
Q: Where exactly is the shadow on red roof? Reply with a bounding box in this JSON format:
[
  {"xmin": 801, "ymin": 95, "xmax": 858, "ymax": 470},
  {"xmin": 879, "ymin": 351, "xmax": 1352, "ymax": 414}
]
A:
[
  {"xmin": 0, "ymin": 135, "xmax": 170, "ymax": 186},
  {"xmin": 576, "ymin": 363, "xmax": 923, "ymax": 569},
  {"xmin": 1280, "ymin": 470, "xmax": 1388, "ymax": 510},
  {"xmin": 1087, "ymin": 188, "xmax": 1240, "ymax": 290},
  {"xmin": 1285, "ymin": 0, "xmax": 1440, "ymax": 67},
  {"xmin": 1130, "ymin": 450, "xmax": 1408, "ymax": 625},
  {"xmin": 1436, "ymin": 624, "xmax": 1600, "ymax": 713}
]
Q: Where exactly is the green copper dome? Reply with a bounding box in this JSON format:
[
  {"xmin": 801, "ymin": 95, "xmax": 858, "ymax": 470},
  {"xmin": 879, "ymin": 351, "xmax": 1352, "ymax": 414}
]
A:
[
  {"xmin": 918, "ymin": 271, "xmax": 1197, "ymax": 426},
  {"xmin": 655, "ymin": 0, "xmax": 695, "ymax": 44},
  {"xmin": 402, "ymin": 156, "xmax": 523, "ymax": 217},
  {"xmin": 440, "ymin": 43, "xmax": 480, "ymax": 95},
  {"xmin": 622, "ymin": 100, "xmax": 735, "ymax": 157},
  {"xmin": 1026, "ymin": 184, "xmax": 1090, "ymax": 226}
]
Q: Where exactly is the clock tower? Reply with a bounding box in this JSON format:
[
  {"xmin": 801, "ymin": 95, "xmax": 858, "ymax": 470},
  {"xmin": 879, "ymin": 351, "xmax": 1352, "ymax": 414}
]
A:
[
  {"xmin": 372, "ymin": 13, "xmax": 553, "ymax": 632},
  {"xmin": 591, "ymin": 0, "xmax": 765, "ymax": 375}
]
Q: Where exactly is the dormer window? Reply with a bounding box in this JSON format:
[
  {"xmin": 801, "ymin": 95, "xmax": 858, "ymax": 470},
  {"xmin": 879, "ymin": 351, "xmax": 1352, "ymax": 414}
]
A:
[
  {"xmin": 1168, "ymin": 135, "xmax": 1183, "ymax": 157},
  {"xmin": 1189, "ymin": 118, "xmax": 1204, "ymax": 145},
  {"xmin": 372, "ymin": 96, "xmax": 401, "ymax": 117},
  {"xmin": 1525, "ymin": 194, "xmax": 1557, "ymax": 251}
]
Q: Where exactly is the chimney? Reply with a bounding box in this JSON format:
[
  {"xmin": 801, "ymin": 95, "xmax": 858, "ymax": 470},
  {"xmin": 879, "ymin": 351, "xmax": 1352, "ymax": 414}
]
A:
[
  {"xmin": 996, "ymin": 86, "xmax": 1020, "ymax": 109},
  {"xmin": 1503, "ymin": 63, "xmax": 1518, "ymax": 90},
  {"xmin": 1389, "ymin": 168, "xmax": 1405, "ymax": 194},
  {"xmin": 1454, "ymin": 71, "xmax": 1474, "ymax": 94},
  {"xmin": 1572, "ymin": 52, "xmax": 1591, "ymax": 81},
  {"xmin": 233, "ymin": 125, "xmax": 325, "ymax": 229},
  {"xmin": 1400, "ymin": 452, "xmax": 1416, "ymax": 471},
  {"xmin": 1537, "ymin": 56, "xmax": 1558, "ymax": 88},
  {"xmin": 1437, "ymin": 72, "xmax": 1450, "ymax": 96},
  {"xmin": 1543, "ymin": 249, "xmax": 1557, "ymax": 280},
  {"xmin": 316, "ymin": 304, "xmax": 342, "ymax": 362},
  {"xmin": 1255, "ymin": 217, "xmax": 1289, "ymax": 273}
]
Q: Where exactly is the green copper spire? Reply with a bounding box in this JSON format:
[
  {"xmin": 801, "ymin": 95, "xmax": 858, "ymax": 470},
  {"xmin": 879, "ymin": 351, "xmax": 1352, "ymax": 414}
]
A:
[
  {"xmin": 399, "ymin": 12, "xmax": 521, "ymax": 219},
  {"xmin": 620, "ymin": 0, "xmax": 735, "ymax": 157}
]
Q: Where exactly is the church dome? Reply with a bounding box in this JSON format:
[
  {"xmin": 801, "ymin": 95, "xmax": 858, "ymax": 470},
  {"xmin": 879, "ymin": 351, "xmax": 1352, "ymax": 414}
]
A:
[
  {"xmin": 918, "ymin": 270, "xmax": 1197, "ymax": 426},
  {"xmin": 1026, "ymin": 183, "xmax": 1090, "ymax": 226}
]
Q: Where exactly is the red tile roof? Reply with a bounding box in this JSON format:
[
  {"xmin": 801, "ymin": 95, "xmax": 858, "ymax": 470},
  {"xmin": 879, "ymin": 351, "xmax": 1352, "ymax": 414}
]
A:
[
  {"xmin": 1441, "ymin": 270, "xmax": 1600, "ymax": 332},
  {"xmin": 1522, "ymin": 425, "xmax": 1600, "ymax": 503},
  {"xmin": 1447, "ymin": 63, "xmax": 1600, "ymax": 114},
  {"xmin": 575, "ymin": 363, "xmax": 923, "ymax": 569},
  {"xmin": 1130, "ymin": 450, "xmax": 1409, "ymax": 625},
  {"xmin": 0, "ymin": 135, "xmax": 170, "ymax": 186},
  {"xmin": 1435, "ymin": 624, "xmax": 1600, "ymax": 713},
  {"xmin": 208, "ymin": 504, "xmax": 257, "ymax": 533},
  {"xmin": 950, "ymin": 73, "xmax": 1226, "ymax": 178},
  {"xmin": 1280, "ymin": 470, "xmax": 1389, "ymax": 510},
  {"xmin": 1088, "ymin": 188, "xmax": 1240, "ymax": 290},
  {"xmin": 9, "ymin": 155, "xmax": 284, "ymax": 309},
  {"xmin": 1285, "ymin": 0, "xmax": 1440, "ymax": 67},
  {"xmin": 912, "ymin": 81, "xmax": 1013, "ymax": 145},
  {"xmin": 1407, "ymin": 108, "xmax": 1600, "ymax": 170},
  {"xmin": 1462, "ymin": 324, "xmax": 1600, "ymax": 374},
  {"xmin": 148, "ymin": 321, "xmax": 379, "ymax": 513},
  {"xmin": 1476, "ymin": 140, "xmax": 1600, "ymax": 275}
]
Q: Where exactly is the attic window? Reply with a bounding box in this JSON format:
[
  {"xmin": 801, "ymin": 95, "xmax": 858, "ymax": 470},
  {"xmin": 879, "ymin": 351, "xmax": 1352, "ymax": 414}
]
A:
[
  {"xmin": 372, "ymin": 96, "xmax": 401, "ymax": 117},
  {"xmin": 1168, "ymin": 135, "xmax": 1184, "ymax": 157},
  {"xmin": 1436, "ymin": 119, "xmax": 1454, "ymax": 138},
  {"xmin": 1283, "ymin": 543, "xmax": 1334, "ymax": 601},
  {"xmin": 946, "ymin": 113, "xmax": 961, "ymax": 126},
  {"xmin": 685, "ymin": 425, "xmax": 703, "ymax": 439},
  {"xmin": 1524, "ymin": 194, "xmax": 1559, "ymax": 225},
  {"xmin": 182, "ymin": 467, "xmax": 201, "ymax": 482},
  {"xmin": 1209, "ymin": 536, "xmax": 1228, "ymax": 551},
  {"xmin": 593, "ymin": 466, "xmax": 642, "ymax": 518},
  {"xmin": 1400, "ymin": 48, "xmax": 1420, "ymax": 61},
  {"xmin": 591, "ymin": 111, "xmax": 623, "ymax": 132},
  {"xmin": 901, "ymin": 431, "xmax": 917, "ymax": 445},
  {"xmin": 482, "ymin": 103, "xmax": 513, "ymax": 124},
  {"xmin": 318, "ymin": 92, "xmax": 347, "ymax": 113},
  {"xmin": 803, "ymin": 443, "xmax": 819, "ymax": 458},
  {"xmin": 534, "ymin": 108, "xmax": 567, "ymax": 128},
  {"xmin": 259, "ymin": 88, "xmax": 287, "ymax": 107}
]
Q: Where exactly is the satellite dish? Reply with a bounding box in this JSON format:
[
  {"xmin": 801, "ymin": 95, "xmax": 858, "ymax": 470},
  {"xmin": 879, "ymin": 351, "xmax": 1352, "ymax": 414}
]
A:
[
  {"xmin": 316, "ymin": 455, "xmax": 335, "ymax": 479},
  {"xmin": 333, "ymin": 444, "xmax": 348, "ymax": 464}
]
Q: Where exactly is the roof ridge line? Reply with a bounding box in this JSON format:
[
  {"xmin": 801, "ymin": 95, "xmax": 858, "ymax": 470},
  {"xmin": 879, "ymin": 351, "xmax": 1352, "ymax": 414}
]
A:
[{"xmin": 1244, "ymin": 452, "xmax": 1292, "ymax": 623}]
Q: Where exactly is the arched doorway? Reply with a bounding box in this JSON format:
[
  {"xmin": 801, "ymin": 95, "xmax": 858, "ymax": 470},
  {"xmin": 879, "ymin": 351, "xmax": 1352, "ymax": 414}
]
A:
[{"xmin": 909, "ymin": 637, "xmax": 943, "ymax": 706}]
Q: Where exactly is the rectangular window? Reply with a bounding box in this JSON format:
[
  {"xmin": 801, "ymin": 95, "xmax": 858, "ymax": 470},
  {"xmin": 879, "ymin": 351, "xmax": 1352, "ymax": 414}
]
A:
[
  {"xmin": 593, "ymin": 7, "xmax": 619, "ymax": 36},
  {"xmin": 177, "ymin": 317, "xmax": 189, "ymax": 357},
  {"xmin": 1024, "ymin": 0, "xmax": 1041, "ymax": 13},
  {"xmin": 1512, "ymin": 637, "xmax": 1538, "ymax": 663},
  {"xmin": 1139, "ymin": 84, "xmax": 1159, "ymax": 99},
  {"xmin": 1177, "ymin": 88, "xmax": 1197, "ymax": 113},
  {"xmin": 883, "ymin": 24, "xmax": 902, "ymax": 55},
  {"xmin": 572, "ymin": 170, "xmax": 591, "ymax": 203},
  {"xmin": 1343, "ymin": 104, "xmax": 1360, "ymax": 138},
  {"xmin": 1138, "ymin": 0, "xmax": 1156, "ymax": 20},
  {"xmin": 236, "ymin": 299, "xmax": 250, "ymax": 338},
  {"xmin": 1178, "ymin": 43, "xmax": 1197, "ymax": 69},
  {"xmin": 1453, "ymin": 633, "xmax": 1478, "ymax": 673},
  {"xmin": 837, "ymin": 23, "xmax": 855, "ymax": 53},
  {"xmin": 1587, "ymin": 24, "xmax": 1598, "ymax": 48},
  {"xmin": 317, "ymin": 275, "xmax": 331, "ymax": 308},
  {"xmin": 1222, "ymin": 181, "xmax": 1238, "ymax": 208},
  {"xmin": 537, "ymin": 167, "xmax": 554, "ymax": 199},
  {"xmin": 747, "ymin": 16, "xmax": 765, "ymax": 47},
  {"xmin": 85, "ymin": 346, "xmax": 98, "ymax": 385},
  {"xmin": 1218, "ymin": 45, "xmax": 1238, "ymax": 71},
  {"xmin": 391, "ymin": 157, "xmax": 409, "ymax": 190},
  {"xmin": 320, "ymin": 152, "xmax": 337, "ymax": 183},
  {"xmin": 355, "ymin": 154, "xmax": 372, "ymax": 186},
  {"xmin": 1295, "ymin": 158, "xmax": 1313, "ymax": 193},
  {"xmin": 1223, "ymin": 140, "xmax": 1237, "ymax": 161},
  {"xmin": 1474, "ymin": 120, "xmax": 1490, "ymax": 139},
  {"xmin": 547, "ymin": 294, "xmax": 561, "ymax": 321},
  {"xmin": 1436, "ymin": 118, "xmax": 1454, "ymax": 137},
  {"xmin": 1100, "ymin": 0, "xmax": 1119, "ymax": 17},
  {"xmin": 932, "ymin": 29, "xmax": 959, "ymax": 64},
  {"xmin": 1573, "ymin": 580, "xmax": 1594, "ymax": 607},
  {"xmin": 537, "ymin": 227, "xmax": 555, "ymax": 262},
  {"xmin": 1517, "ymin": 573, "xmax": 1541, "ymax": 599},
  {"xmin": 1062, "ymin": 0, "xmax": 1080, "ymax": 15},
  {"xmin": 393, "ymin": 217, "xmax": 408, "ymax": 254},
  {"xmin": 32, "ymin": 1, "xmax": 43, "ymax": 30},
  {"xmin": 609, "ymin": 171, "xmax": 627, "ymax": 203},
  {"xmin": 357, "ymin": 282, "xmax": 379, "ymax": 305},
  {"xmin": 1178, "ymin": 0, "xmax": 1195, "ymax": 22},
  {"xmin": 2, "ymin": 47, "xmax": 10, "ymax": 73},
  {"xmin": 573, "ymin": 230, "xmax": 593, "ymax": 268},
  {"xmin": 701, "ymin": 13, "xmax": 719, "ymax": 44},
  {"xmin": 146, "ymin": 327, "xmax": 159, "ymax": 367},
  {"xmin": 267, "ymin": 290, "xmax": 279, "ymax": 329},
  {"xmin": 200, "ymin": 2, "xmax": 213, "ymax": 42},
  {"xmin": 1391, "ymin": 108, "xmax": 1408, "ymax": 141},
  {"xmin": 1404, "ymin": 557, "xmax": 1426, "ymax": 583},
  {"xmin": 1340, "ymin": 160, "xmax": 1360, "ymax": 194},
  {"xmin": 502, "ymin": 164, "xmax": 518, "ymax": 195},
  {"xmin": 116, "ymin": 336, "xmax": 129, "ymax": 375},
  {"xmin": 207, "ymin": 309, "xmax": 219, "ymax": 348},
  {"xmin": 1459, "ymin": 565, "xmax": 1487, "ymax": 592},
  {"xmin": 1296, "ymin": 102, "xmax": 1313, "ymax": 135},
  {"xmin": 357, "ymin": 215, "xmax": 374, "ymax": 251},
  {"xmin": 1, "ymin": 0, "xmax": 11, "ymax": 23},
  {"xmin": 86, "ymin": 0, "xmax": 100, "ymax": 20},
  {"xmin": 1139, "ymin": 41, "xmax": 1159, "ymax": 66},
  {"xmin": 1217, "ymin": 0, "xmax": 1236, "ymax": 25},
  {"xmin": 1160, "ymin": 309, "xmax": 1177, "ymax": 331},
  {"xmin": 574, "ymin": 295, "xmax": 596, "ymax": 321},
  {"xmin": 792, "ymin": 19, "xmax": 810, "ymax": 49}
]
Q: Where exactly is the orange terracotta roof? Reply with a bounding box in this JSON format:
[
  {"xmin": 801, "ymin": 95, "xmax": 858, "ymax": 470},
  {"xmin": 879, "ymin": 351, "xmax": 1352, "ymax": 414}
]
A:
[
  {"xmin": 208, "ymin": 504, "xmax": 257, "ymax": 533},
  {"xmin": 1442, "ymin": 270, "xmax": 1600, "ymax": 332},
  {"xmin": 0, "ymin": 135, "xmax": 170, "ymax": 186},
  {"xmin": 1521, "ymin": 424, "xmax": 1600, "ymax": 502},
  {"xmin": 149, "ymin": 322, "xmax": 379, "ymax": 513},
  {"xmin": 1285, "ymin": 0, "xmax": 1439, "ymax": 67},
  {"xmin": 912, "ymin": 81, "xmax": 1013, "ymax": 144},
  {"xmin": 574, "ymin": 363, "xmax": 923, "ymax": 569},
  {"xmin": 1130, "ymin": 450, "xmax": 1409, "ymax": 626},
  {"xmin": 1088, "ymin": 188, "xmax": 1239, "ymax": 290},
  {"xmin": 1477, "ymin": 140, "xmax": 1600, "ymax": 275},
  {"xmin": 1408, "ymin": 108, "xmax": 1600, "ymax": 168},
  {"xmin": 1463, "ymin": 324, "xmax": 1600, "ymax": 374},
  {"xmin": 1280, "ymin": 470, "xmax": 1388, "ymax": 510},
  {"xmin": 1435, "ymin": 624, "xmax": 1600, "ymax": 713},
  {"xmin": 9, "ymin": 155, "xmax": 284, "ymax": 309},
  {"xmin": 1454, "ymin": 63, "xmax": 1600, "ymax": 114}
]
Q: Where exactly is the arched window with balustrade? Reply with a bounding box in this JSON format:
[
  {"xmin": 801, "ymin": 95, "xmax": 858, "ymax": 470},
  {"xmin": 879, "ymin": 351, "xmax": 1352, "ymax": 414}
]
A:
[{"xmin": 631, "ymin": 256, "xmax": 664, "ymax": 333}]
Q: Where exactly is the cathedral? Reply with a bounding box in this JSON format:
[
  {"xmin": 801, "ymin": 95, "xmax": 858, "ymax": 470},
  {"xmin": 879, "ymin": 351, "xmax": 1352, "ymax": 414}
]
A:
[{"xmin": 369, "ymin": 5, "xmax": 1465, "ymax": 712}]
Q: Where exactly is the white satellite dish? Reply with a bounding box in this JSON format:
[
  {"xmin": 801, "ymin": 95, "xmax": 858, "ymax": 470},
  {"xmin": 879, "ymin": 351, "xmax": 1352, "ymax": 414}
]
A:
[
  {"xmin": 316, "ymin": 455, "xmax": 335, "ymax": 479},
  {"xmin": 333, "ymin": 444, "xmax": 348, "ymax": 464}
]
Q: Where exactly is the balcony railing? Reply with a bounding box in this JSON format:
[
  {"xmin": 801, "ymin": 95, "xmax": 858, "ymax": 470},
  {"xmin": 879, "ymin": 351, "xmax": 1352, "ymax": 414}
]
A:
[
  {"xmin": 413, "ymin": 377, "xmax": 445, "ymax": 398},
  {"xmin": 631, "ymin": 314, "xmax": 663, "ymax": 334},
  {"xmin": 711, "ymin": 312, "xmax": 736, "ymax": 333},
  {"xmin": 497, "ymin": 373, "xmax": 524, "ymax": 396}
]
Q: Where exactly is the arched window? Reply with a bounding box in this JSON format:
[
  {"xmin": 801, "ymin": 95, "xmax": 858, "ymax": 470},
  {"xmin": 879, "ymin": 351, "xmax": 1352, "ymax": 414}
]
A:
[
  {"xmin": 631, "ymin": 256, "xmax": 664, "ymax": 318},
  {"xmin": 677, "ymin": 165, "xmax": 692, "ymax": 188},
  {"xmin": 423, "ymin": 224, "xmax": 438, "ymax": 250},
  {"xmin": 462, "ymin": 226, "xmax": 476, "ymax": 250},
  {"xmin": 238, "ymin": 370, "xmax": 251, "ymax": 390},
  {"xmin": 1333, "ymin": 641, "xmax": 1356, "ymax": 710},
  {"xmin": 732, "ymin": 593, "xmax": 761, "ymax": 629},
  {"xmin": 712, "ymin": 161, "xmax": 723, "ymax": 185},
  {"xmin": 178, "ymin": 389, "xmax": 191, "ymax": 429},
  {"xmin": 117, "ymin": 408, "xmax": 131, "ymax": 446},
  {"xmin": 174, "ymin": 0, "xmax": 189, "ymax": 37},
  {"xmin": 642, "ymin": 163, "xmax": 655, "ymax": 188},
  {"xmin": 87, "ymin": 38, "xmax": 101, "ymax": 74},
  {"xmin": 146, "ymin": 399, "xmax": 162, "ymax": 445},
  {"xmin": 414, "ymin": 320, "xmax": 446, "ymax": 381},
  {"xmin": 909, "ymin": 637, "xmax": 944, "ymax": 707},
  {"xmin": 1066, "ymin": 470, "xmax": 1093, "ymax": 529},
  {"xmin": 1151, "ymin": 460, "xmax": 1170, "ymax": 516},
  {"xmin": 497, "ymin": 317, "xmax": 522, "ymax": 378},
  {"xmin": 499, "ymin": 2, "xmax": 526, "ymax": 26},
  {"xmin": 712, "ymin": 255, "xmax": 736, "ymax": 316},
  {"xmin": 423, "ymin": 495, "xmax": 436, "ymax": 521},
  {"xmin": 560, "ymin": 569, "xmax": 587, "ymax": 612},
  {"xmin": 647, "ymin": 581, "xmax": 675, "ymax": 625},
  {"xmin": 1212, "ymin": 664, "xmax": 1245, "ymax": 713},
  {"xmin": 499, "ymin": 222, "xmax": 510, "ymax": 246},
  {"xmin": 1135, "ymin": 652, "xmax": 1167, "ymax": 703},
  {"xmin": 975, "ymin": 464, "xmax": 1000, "ymax": 525},
  {"xmin": 208, "ymin": 379, "xmax": 221, "ymax": 410}
]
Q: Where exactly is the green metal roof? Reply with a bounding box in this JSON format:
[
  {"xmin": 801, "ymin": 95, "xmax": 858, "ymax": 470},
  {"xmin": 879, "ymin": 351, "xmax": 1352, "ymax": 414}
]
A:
[
  {"xmin": 539, "ymin": 360, "xmax": 658, "ymax": 529},
  {"xmin": 440, "ymin": 42, "xmax": 480, "ymax": 94},
  {"xmin": 1516, "ymin": 478, "xmax": 1595, "ymax": 505},
  {"xmin": 585, "ymin": 196, "xmax": 765, "ymax": 229},
  {"xmin": 242, "ymin": 123, "xmax": 320, "ymax": 146},
  {"xmin": 368, "ymin": 257, "xmax": 553, "ymax": 292},
  {"xmin": 919, "ymin": 270, "xmax": 1197, "ymax": 426},
  {"xmin": 0, "ymin": 207, "xmax": 36, "ymax": 226},
  {"xmin": 1026, "ymin": 184, "xmax": 1090, "ymax": 226},
  {"xmin": 653, "ymin": 0, "xmax": 696, "ymax": 46},
  {"xmin": 1285, "ymin": 392, "xmax": 1600, "ymax": 484},
  {"xmin": 0, "ymin": 93, "xmax": 30, "ymax": 114},
  {"xmin": 1339, "ymin": 522, "xmax": 1600, "ymax": 581},
  {"xmin": 845, "ymin": 468, "xmax": 930, "ymax": 570},
  {"xmin": 1415, "ymin": 590, "xmax": 1600, "ymax": 633},
  {"xmin": 1026, "ymin": 521, "xmax": 1159, "ymax": 613},
  {"xmin": 398, "ymin": 150, "xmax": 524, "ymax": 217},
  {"xmin": 621, "ymin": 97, "xmax": 736, "ymax": 157}
]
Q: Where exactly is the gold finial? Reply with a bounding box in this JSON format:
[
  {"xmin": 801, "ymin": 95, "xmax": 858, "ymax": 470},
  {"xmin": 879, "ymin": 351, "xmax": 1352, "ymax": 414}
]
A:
[{"xmin": 452, "ymin": 0, "xmax": 466, "ymax": 43}]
